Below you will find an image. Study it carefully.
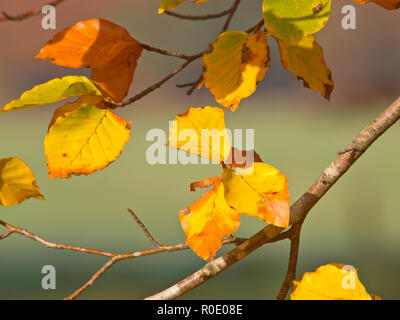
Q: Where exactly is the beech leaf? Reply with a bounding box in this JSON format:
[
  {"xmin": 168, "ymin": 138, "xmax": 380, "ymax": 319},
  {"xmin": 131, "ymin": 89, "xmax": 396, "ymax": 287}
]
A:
[
  {"xmin": 168, "ymin": 106, "xmax": 231, "ymax": 163},
  {"xmin": 353, "ymin": 0, "xmax": 400, "ymax": 10},
  {"xmin": 278, "ymin": 35, "xmax": 334, "ymax": 100},
  {"xmin": 291, "ymin": 263, "xmax": 377, "ymax": 300},
  {"xmin": 263, "ymin": 0, "xmax": 332, "ymax": 45},
  {"xmin": 203, "ymin": 31, "xmax": 270, "ymax": 111},
  {"xmin": 36, "ymin": 19, "xmax": 143, "ymax": 102},
  {"xmin": 44, "ymin": 102, "xmax": 131, "ymax": 179},
  {"xmin": 1, "ymin": 76, "xmax": 101, "ymax": 114},
  {"xmin": 0, "ymin": 158, "xmax": 44, "ymax": 206},
  {"xmin": 222, "ymin": 163, "xmax": 290, "ymax": 228},
  {"xmin": 180, "ymin": 178, "xmax": 240, "ymax": 261}
]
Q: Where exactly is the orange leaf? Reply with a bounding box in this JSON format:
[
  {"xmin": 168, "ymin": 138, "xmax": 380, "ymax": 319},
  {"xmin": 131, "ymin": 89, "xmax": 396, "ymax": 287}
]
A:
[
  {"xmin": 180, "ymin": 178, "xmax": 241, "ymax": 261},
  {"xmin": 353, "ymin": 0, "xmax": 400, "ymax": 10},
  {"xmin": 35, "ymin": 19, "xmax": 142, "ymax": 102}
]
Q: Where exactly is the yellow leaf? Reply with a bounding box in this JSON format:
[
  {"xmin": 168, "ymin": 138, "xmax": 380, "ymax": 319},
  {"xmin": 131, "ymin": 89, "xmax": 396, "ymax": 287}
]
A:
[
  {"xmin": 1, "ymin": 76, "xmax": 102, "ymax": 114},
  {"xmin": 291, "ymin": 263, "xmax": 375, "ymax": 300},
  {"xmin": 36, "ymin": 19, "xmax": 142, "ymax": 102},
  {"xmin": 203, "ymin": 31, "xmax": 270, "ymax": 111},
  {"xmin": 158, "ymin": 0, "xmax": 186, "ymax": 13},
  {"xmin": 168, "ymin": 106, "xmax": 231, "ymax": 163},
  {"xmin": 278, "ymin": 35, "xmax": 334, "ymax": 100},
  {"xmin": 0, "ymin": 158, "xmax": 44, "ymax": 206},
  {"xmin": 180, "ymin": 178, "xmax": 240, "ymax": 261},
  {"xmin": 44, "ymin": 102, "xmax": 131, "ymax": 179},
  {"xmin": 158, "ymin": 0, "xmax": 210, "ymax": 14},
  {"xmin": 222, "ymin": 163, "xmax": 290, "ymax": 228},
  {"xmin": 353, "ymin": 0, "xmax": 400, "ymax": 10}
]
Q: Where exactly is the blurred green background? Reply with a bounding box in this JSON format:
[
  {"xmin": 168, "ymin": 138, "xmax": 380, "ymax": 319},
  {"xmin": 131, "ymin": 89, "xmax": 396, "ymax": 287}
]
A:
[{"xmin": 0, "ymin": 0, "xmax": 399, "ymax": 299}]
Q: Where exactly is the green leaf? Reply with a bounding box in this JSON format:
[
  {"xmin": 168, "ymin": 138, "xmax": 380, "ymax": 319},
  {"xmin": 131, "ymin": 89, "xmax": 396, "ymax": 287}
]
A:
[
  {"xmin": 263, "ymin": 0, "xmax": 332, "ymax": 45},
  {"xmin": 1, "ymin": 76, "xmax": 102, "ymax": 114}
]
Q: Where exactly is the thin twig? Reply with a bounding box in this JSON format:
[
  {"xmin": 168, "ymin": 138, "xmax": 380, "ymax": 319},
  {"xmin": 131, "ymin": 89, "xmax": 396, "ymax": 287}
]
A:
[
  {"xmin": 64, "ymin": 235, "xmax": 246, "ymax": 300},
  {"xmin": 246, "ymin": 19, "xmax": 265, "ymax": 34},
  {"xmin": 221, "ymin": 0, "xmax": 241, "ymax": 33},
  {"xmin": 104, "ymin": 52, "xmax": 204, "ymax": 109},
  {"xmin": 0, "ymin": 216, "xmax": 245, "ymax": 299},
  {"xmin": 140, "ymin": 43, "xmax": 194, "ymax": 60},
  {"xmin": 164, "ymin": 9, "xmax": 231, "ymax": 20},
  {"xmin": 276, "ymin": 223, "xmax": 302, "ymax": 300},
  {"xmin": 127, "ymin": 208, "xmax": 162, "ymax": 248},
  {"xmin": 145, "ymin": 96, "xmax": 400, "ymax": 300},
  {"xmin": 0, "ymin": 0, "xmax": 66, "ymax": 22}
]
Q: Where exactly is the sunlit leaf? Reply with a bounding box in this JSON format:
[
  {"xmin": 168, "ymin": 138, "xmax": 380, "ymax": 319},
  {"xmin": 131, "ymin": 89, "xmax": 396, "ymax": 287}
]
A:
[
  {"xmin": 263, "ymin": 0, "xmax": 332, "ymax": 45},
  {"xmin": 1, "ymin": 76, "xmax": 101, "ymax": 114},
  {"xmin": 291, "ymin": 263, "xmax": 376, "ymax": 300},
  {"xmin": 45, "ymin": 102, "xmax": 131, "ymax": 179},
  {"xmin": 180, "ymin": 178, "xmax": 240, "ymax": 261},
  {"xmin": 158, "ymin": 0, "xmax": 210, "ymax": 14},
  {"xmin": 222, "ymin": 163, "xmax": 290, "ymax": 228},
  {"xmin": 278, "ymin": 35, "xmax": 333, "ymax": 99},
  {"xmin": 36, "ymin": 19, "xmax": 143, "ymax": 102},
  {"xmin": 203, "ymin": 31, "xmax": 270, "ymax": 111},
  {"xmin": 0, "ymin": 158, "xmax": 44, "ymax": 206},
  {"xmin": 353, "ymin": 0, "xmax": 400, "ymax": 10},
  {"xmin": 168, "ymin": 106, "xmax": 231, "ymax": 163}
]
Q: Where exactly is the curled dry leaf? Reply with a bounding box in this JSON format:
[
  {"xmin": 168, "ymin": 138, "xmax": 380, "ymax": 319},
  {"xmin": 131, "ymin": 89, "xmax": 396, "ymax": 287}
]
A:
[
  {"xmin": 291, "ymin": 263, "xmax": 378, "ymax": 300},
  {"xmin": 277, "ymin": 35, "xmax": 334, "ymax": 100},
  {"xmin": 35, "ymin": 19, "xmax": 143, "ymax": 102},
  {"xmin": 203, "ymin": 31, "xmax": 270, "ymax": 111},
  {"xmin": 0, "ymin": 158, "xmax": 44, "ymax": 207}
]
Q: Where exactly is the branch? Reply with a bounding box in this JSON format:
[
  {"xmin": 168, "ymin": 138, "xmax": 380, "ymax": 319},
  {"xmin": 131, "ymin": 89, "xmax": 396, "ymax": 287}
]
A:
[
  {"xmin": 0, "ymin": 0, "xmax": 66, "ymax": 22},
  {"xmin": 0, "ymin": 215, "xmax": 246, "ymax": 300},
  {"xmin": 164, "ymin": 9, "xmax": 231, "ymax": 20},
  {"xmin": 145, "ymin": 96, "xmax": 400, "ymax": 300},
  {"xmin": 276, "ymin": 223, "xmax": 302, "ymax": 300},
  {"xmin": 140, "ymin": 43, "xmax": 195, "ymax": 60}
]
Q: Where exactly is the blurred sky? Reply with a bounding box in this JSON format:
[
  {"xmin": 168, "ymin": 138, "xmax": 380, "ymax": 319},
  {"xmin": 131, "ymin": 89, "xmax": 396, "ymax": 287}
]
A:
[{"xmin": 0, "ymin": 0, "xmax": 399, "ymax": 300}]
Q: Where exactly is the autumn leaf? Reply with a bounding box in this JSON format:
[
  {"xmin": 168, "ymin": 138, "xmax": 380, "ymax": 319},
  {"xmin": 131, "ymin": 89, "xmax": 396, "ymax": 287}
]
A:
[
  {"xmin": 353, "ymin": 0, "xmax": 400, "ymax": 10},
  {"xmin": 44, "ymin": 101, "xmax": 131, "ymax": 179},
  {"xmin": 36, "ymin": 19, "xmax": 143, "ymax": 102},
  {"xmin": 291, "ymin": 263, "xmax": 377, "ymax": 300},
  {"xmin": 168, "ymin": 106, "xmax": 231, "ymax": 163},
  {"xmin": 263, "ymin": 0, "xmax": 332, "ymax": 46},
  {"xmin": 277, "ymin": 35, "xmax": 334, "ymax": 100},
  {"xmin": 0, "ymin": 76, "xmax": 101, "ymax": 114},
  {"xmin": 158, "ymin": 0, "xmax": 210, "ymax": 14},
  {"xmin": 0, "ymin": 158, "xmax": 44, "ymax": 206},
  {"xmin": 180, "ymin": 178, "xmax": 240, "ymax": 261},
  {"xmin": 203, "ymin": 31, "xmax": 270, "ymax": 111},
  {"xmin": 222, "ymin": 163, "xmax": 290, "ymax": 228}
]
